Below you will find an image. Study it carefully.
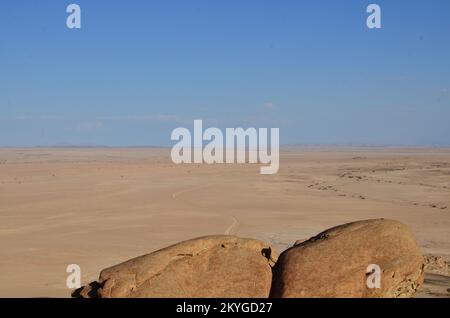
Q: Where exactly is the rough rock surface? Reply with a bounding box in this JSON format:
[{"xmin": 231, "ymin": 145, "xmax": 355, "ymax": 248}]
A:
[
  {"xmin": 423, "ymin": 255, "xmax": 450, "ymax": 276},
  {"xmin": 270, "ymin": 219, "xmax": 424, "ymax": 298},
  {"xmin": 73, "ymin": 235, "xmax": 277, "ymax": 298}
]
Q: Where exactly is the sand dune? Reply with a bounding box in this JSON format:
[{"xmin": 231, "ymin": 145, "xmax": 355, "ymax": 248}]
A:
[{"xmin": 0, "ymin": 147, "xmax": 449, "ymax": 297}]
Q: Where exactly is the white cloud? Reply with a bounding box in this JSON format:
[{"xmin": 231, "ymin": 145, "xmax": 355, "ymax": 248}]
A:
[
  {"xmin": 263, "ymin": 101, "xmax": 279, "ymax": 111},
  {"xmin": 0, "ymin": 115, "xmax": 68, "ymax": 121},
  {"xmin": 99, "ymin": 114, "xmax": 192, "ymax": 124}
]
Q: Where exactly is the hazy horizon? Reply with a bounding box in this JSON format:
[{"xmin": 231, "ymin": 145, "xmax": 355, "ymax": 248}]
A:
[{"xmin": 2, "ymin": 143, "xmax": 450, "ymax": 148}]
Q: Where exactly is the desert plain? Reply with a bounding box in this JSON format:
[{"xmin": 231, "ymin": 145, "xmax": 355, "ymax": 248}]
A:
[{"xmin": 0, "ymin": 147, "xmax": 449, "ymax": 297}]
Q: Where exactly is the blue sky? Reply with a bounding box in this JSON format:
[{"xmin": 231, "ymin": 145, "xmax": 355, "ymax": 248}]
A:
[{"xmin": 0, "ymin": 0, "xmax": 449, "ymax": 146}]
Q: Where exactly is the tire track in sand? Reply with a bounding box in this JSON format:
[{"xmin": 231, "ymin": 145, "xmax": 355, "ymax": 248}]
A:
[
  {"xmin": 224, "ymin": 217, "xmax": 239, "ymax": 235},
  {"xmin": 171, "ymin": 184, "xmax": 214, "ymax": 200},
  {"xmin": 171, "ymin": 184, "xmax": 239, "ymax": 235}
]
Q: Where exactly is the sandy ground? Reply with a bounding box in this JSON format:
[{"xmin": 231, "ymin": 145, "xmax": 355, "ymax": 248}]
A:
[{"xmin": 0, "ymin": 147, "xmax": 449, "ymax": 298}]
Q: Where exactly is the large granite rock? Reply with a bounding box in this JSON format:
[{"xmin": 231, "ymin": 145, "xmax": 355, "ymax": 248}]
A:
[
  {"xmin": 73, "ymin": 235, "xmax": 277, "ymax": 298},
  {"xmin": 270, "ymin": 219, "xmax": 424, "ymax": 298}
]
